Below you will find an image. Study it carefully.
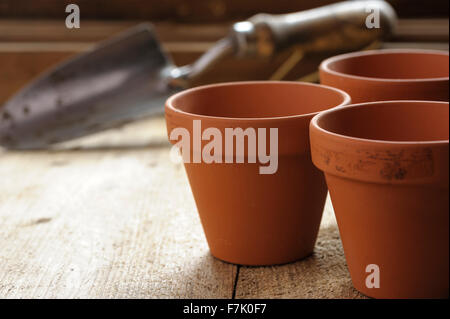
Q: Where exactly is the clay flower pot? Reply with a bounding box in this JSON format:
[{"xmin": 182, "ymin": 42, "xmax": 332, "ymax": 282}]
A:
[
  {"xmin": 166, "ymin": 81, "xmax": 350, "ymax": 265},
  {"xmin": 320, "ymin": 49, "xmax": 449, "ymax": 103},
  {"xmin": 310, "ymin": 100, "xmax": 449, "ymax": 298}
]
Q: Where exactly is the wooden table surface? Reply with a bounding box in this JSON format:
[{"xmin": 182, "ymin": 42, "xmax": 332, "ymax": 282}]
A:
[
  {"xmin": 0, "ymin": 116, "xmax": 363, "ymax": 299},
  {"xmin": 1, "ymin": 18, "xmax": 447, "ymax": 299}
]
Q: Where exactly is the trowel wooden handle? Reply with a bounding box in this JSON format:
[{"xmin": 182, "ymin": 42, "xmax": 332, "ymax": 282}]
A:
[
  {"xmin": 179, "ymin": 1, "xmax": 397, "ymax": 86},
  {"xmin": 232, "ymin": 0, "xmax": 397, "ymax": 57}
]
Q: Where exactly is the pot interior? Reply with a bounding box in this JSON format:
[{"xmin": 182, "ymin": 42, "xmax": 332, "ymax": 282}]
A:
[
  {"xmin": 170, "ymin": 82, "xmax": 348, "ymax": 118},
  {"xmin": 326, "ymin": 51, "xmax": 449, "ymax": 80},
  {"xmin": 317, "ymin": 101, "xmax": 449, "ymax": 142}
]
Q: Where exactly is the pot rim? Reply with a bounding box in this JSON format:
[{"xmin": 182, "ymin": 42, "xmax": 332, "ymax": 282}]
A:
[
  {"xmin": 165, "ymin": 81, "xmax": 351, "ymax": 122},
  {"xmin": 310, "ymin": 100, "xmax": 449, "ymax": 146},
  {"xmin": 319, "ymin": 49, "xmax": 450, "ymax": 84}
]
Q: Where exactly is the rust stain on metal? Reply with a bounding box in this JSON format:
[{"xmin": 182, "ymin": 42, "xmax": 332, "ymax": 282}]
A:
[
  {"xmin": 2, "ymin": 111, "xmax": 12, "ymax": 121},
  {"xmin": 22, "ymin": 105, "xmax": 30, "ymax": 115}
]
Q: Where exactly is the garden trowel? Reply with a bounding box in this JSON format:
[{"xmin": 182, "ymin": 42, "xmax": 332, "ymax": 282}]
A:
[{"xmin": 0, "ymin": 0, "xmax": 396, "ymax": 149}]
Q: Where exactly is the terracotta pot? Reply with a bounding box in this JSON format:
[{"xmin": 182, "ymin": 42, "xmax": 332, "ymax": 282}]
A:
[
  {"xmin": 320, "ymin": 49, "xmax": 449, "ymax": 103},
  {"xmin": 166, "ymin": 81, "xmax": 350, "ymax": 265},
  {"xmin": 310, "ymin": 100, "xmax": 449, "ymax": 298}
]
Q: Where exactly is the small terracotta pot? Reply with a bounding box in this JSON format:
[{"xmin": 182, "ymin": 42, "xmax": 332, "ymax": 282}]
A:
[
  {"xmin": 310, "ymin": 101, "xmax": 449, "ymax": 298},
  {"xmin": 166, "ymin": 81, "xmax": 350, "ymax": 265},
  {"xmin": 320, "ymin": 49, "xmax": 449, "ymax": 103}
]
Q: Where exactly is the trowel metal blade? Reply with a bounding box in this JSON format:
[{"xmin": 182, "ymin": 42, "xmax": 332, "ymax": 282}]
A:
[{"xmin": 0, "ymin": 23, "xmax": 179, "ymax": 149}]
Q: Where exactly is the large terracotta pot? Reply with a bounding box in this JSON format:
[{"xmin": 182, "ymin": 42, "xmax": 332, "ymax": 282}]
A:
[
  {"xmin": 166, "ymin": 81, "xmax": 350, "ymax": 265},
  {"xmin": 310, "ymin": 100, "xmax": 449, "ymax": 298},
  {"xmin": 320, "ymin": 49, "xmax": 449, "ymax": 103}
]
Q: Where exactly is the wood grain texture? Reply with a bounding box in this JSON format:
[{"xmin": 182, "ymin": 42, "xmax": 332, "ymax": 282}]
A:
[
  {"xmin": 235, "ymin": 197, "xmax": 365, "ymax": 299},
  {"xmin": 0, "ymin": 115, "xmax": 362, "ymax": 299},
  {"xmin": 0, "ymin": 15, "xmax": 447, "ymax": 296},
  {"xmin": 0, "ymin": 116, "xmax": 236, "ymax": 298}
]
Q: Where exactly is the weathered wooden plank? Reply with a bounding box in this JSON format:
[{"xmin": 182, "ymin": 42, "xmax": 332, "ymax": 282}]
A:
[
  {"xmin": 396, "ymin": 19, "xmax": 449, "ymax": 42},
  {"xmin": 0, "ymin": 51, "xmax": 73, "ymax": 105},
  {"xmin": 1, "ymin": 19, "xmax": 448, "ymax": 43},
  {"xmin": 234, "ymin": 197, "xmax": 366, "ymax": 299},
  {"xmin": 0, "ymin": 116, "xmax": 237, "ymax": 298},
  {"xmin": 0, "ymin": 115, "xmax": 366, "ymax": 298},
  {"xmin": 0, "ymin": 16, "xmax": 447, "ymax": 298},
  {"xmin": 0, "ymin": 20, "xmax": 229, "ymax": 43}
]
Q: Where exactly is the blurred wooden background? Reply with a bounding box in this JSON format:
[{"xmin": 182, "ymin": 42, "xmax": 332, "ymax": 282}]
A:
[
  {"xmin": 1, "ymin": 0, "xmax": 448, "ymax": 20},
  {"xmin": 0, "ymin": 0, "xmax": 449, "ymax": 104}
]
